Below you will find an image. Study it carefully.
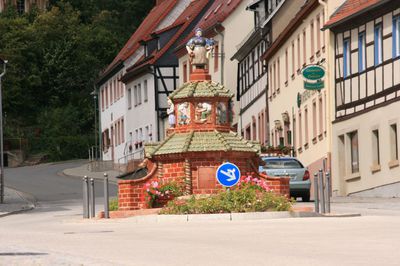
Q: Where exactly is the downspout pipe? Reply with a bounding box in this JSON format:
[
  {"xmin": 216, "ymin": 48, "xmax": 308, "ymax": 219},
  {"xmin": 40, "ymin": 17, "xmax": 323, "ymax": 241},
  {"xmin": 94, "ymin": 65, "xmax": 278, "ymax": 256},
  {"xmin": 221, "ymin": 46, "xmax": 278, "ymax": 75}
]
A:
[{"xmin": 214, "ymin": 26, "xmax": 224, "ymax": 85}]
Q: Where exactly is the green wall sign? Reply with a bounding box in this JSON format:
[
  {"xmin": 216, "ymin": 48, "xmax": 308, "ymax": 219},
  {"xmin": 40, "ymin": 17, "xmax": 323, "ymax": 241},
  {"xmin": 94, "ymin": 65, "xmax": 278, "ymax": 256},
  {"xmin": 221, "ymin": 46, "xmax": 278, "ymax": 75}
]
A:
[
  {"xmin": 302, "ymin": 65, "xmax": 325, "ymax": 80},
  {"xmin": 304, "ymin": 81, "xmax": 324, "ymax": 90}
]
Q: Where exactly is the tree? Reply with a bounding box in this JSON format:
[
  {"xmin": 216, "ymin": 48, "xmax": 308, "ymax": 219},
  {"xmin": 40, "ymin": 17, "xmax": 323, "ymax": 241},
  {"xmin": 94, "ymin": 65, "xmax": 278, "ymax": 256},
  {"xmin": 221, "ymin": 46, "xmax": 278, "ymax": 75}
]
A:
[{"xmin": 0, "ymin": 0, "xmax": 154, "ymax": 160}]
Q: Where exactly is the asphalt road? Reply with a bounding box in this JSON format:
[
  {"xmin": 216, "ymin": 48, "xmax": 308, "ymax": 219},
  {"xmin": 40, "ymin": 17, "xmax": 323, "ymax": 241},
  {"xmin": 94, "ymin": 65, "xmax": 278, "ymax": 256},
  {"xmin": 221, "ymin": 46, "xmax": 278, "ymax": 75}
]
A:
[{"xmin": 4, "ymin": 161, "xmax": 117, "ymax": 204}]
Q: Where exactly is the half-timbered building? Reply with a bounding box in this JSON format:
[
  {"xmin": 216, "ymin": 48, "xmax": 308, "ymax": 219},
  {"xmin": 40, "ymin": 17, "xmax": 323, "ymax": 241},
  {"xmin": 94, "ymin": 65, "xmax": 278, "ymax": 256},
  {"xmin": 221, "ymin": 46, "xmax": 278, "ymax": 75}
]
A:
[
  {"xmin": 231, "ymin": 0, "xmax": 306, "ymax": 145},
  {"xmin": 325, "ymin": 0, "xmax": 400, "ymax": 196}
]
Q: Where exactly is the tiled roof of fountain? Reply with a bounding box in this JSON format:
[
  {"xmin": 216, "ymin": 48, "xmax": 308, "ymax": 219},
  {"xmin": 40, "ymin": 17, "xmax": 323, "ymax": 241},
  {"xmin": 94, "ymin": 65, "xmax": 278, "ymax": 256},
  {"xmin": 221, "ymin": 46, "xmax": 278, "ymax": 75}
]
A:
[
  {"xmin": 145, "ymin": 131, "xmax": 260, "ymax": 157},
  {"xmin": 169, "ymin": 81, "xmax": 233, "ymax": 100}
]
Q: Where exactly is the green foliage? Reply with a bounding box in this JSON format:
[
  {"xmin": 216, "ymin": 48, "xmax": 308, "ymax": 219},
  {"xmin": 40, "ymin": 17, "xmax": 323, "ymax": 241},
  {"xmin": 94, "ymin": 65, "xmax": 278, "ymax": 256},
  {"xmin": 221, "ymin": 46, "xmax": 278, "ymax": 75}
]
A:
[
  {"xmin": 0, "ymin": 1, "xmax": 154, "ymax": 160},
  {"xmin": 109, "ymin": 198, "xmax": 118, "ymax": 211},
  {"xmin": 160, "ymin": 186, "xmax": 293, "ymax": 215}
]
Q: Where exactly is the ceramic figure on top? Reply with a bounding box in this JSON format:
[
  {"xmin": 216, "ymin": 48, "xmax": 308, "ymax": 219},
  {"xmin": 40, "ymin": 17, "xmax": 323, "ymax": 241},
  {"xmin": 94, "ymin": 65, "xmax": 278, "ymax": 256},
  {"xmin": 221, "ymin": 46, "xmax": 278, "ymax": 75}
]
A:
[{"xmin": 186, "ymin": 28, "xmax": 215, "ymax": 68}]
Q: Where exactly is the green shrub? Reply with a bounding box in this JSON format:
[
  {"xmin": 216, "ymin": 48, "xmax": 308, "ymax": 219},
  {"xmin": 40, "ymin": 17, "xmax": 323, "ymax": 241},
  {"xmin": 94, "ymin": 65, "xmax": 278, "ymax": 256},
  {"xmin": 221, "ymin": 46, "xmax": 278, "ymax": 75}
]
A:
[
  {"xmin": 109, "ymin": 198, "xmax": 118, "ymax": 211},
  {"xmin": 160, "ymin": 186, "xmax": 292, "ymax": 215}
]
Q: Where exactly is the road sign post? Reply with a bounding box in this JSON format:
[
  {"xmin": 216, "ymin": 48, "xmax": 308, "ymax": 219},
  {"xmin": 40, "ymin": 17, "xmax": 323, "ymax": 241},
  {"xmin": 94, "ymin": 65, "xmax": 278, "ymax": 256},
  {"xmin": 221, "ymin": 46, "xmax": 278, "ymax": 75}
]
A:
[{"xmin": 216, "ymin": 162, "xmax": 241, "ymax": 188}]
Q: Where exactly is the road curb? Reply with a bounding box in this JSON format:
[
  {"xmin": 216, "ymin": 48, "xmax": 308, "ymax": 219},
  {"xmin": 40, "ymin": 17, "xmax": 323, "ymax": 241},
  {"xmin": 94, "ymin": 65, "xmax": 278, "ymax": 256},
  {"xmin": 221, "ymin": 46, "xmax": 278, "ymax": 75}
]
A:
[
  {"xmin": 95, "ymin": 210, "xmax": 361, "ymax": 223},
  {"xmin": 59, "ymin": 170, "xmax": 119, "ymax": 185},
  {"xmin": 0, "ymin": 187, "xmax": 36, "ymax": 218}
]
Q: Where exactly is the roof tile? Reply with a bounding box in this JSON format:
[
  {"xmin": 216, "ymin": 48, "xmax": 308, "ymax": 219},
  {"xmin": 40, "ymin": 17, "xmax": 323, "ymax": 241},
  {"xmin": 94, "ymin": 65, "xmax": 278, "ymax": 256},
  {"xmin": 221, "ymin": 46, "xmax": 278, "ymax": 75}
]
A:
[{"xmin": 325, "ymin": 0, "xmax": 384, "ymax": 28}]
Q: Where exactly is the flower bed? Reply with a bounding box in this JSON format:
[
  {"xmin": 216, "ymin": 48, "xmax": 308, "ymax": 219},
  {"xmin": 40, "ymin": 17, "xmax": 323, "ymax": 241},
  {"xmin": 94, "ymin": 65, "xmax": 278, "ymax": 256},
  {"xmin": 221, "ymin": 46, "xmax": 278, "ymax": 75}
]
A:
[
  {"xmin": 160, "ymin": 176, "xmax": 293, "ymax": 214},
  {"xmin": 145, "ymin": 180, "xmax": 184, "ymax": 208}
]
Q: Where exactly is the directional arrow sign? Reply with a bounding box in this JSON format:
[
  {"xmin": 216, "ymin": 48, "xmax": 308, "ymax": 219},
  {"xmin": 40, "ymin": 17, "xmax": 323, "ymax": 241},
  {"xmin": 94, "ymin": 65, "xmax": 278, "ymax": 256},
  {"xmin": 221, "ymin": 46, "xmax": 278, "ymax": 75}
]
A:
[{"xmin": 216, "ymin": 162, "xmax": 241, "ymax": 187}]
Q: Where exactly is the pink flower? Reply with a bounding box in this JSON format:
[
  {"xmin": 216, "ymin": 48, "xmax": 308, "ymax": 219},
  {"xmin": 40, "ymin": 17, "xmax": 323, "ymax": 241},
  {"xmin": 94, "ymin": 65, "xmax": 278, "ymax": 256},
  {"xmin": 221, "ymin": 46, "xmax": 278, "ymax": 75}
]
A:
[{"xmin": 152, "ymin": 181, "xmax": 159, "ymax": 188}]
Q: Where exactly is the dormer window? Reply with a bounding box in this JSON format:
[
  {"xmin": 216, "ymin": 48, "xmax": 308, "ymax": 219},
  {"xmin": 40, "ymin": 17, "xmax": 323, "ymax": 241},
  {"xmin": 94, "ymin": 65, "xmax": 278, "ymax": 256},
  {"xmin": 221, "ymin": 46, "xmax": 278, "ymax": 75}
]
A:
[{"xmin": 140, "ymin": 40, "xmax": 148, "ymax": 57}]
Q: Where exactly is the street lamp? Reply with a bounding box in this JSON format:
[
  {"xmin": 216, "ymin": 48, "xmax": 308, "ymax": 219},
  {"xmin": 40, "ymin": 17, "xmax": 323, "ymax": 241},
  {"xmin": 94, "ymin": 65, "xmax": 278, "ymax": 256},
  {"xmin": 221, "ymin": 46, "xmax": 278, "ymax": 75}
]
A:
[
  {"xmin": 90, "ymin": 89, "xmax": 98, "ymax": 160},
  {"xmin": 0, "ymin": 57, "xmax": 7, "ymax": 204}
]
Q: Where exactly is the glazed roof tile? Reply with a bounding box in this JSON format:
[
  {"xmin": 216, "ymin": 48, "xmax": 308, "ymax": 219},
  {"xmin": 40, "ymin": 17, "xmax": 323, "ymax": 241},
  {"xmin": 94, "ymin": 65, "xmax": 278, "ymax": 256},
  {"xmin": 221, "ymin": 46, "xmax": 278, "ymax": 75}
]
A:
[
  {"xmin": 324, "ymin": 0, "xmax": 387, "ymax": 29},
  {"xmin": 169, "ymin": 81, "xmax": 233, "ymax": 100},
  {"xmin": 146, "ymin": 131, "xmax": 260, "ymax": 157}
]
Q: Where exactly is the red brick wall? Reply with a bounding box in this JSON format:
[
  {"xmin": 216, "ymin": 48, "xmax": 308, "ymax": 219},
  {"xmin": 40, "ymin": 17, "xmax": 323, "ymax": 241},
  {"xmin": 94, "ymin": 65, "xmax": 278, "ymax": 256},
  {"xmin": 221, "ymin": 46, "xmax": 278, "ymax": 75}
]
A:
[{"xmin": 117, "ymin": 153, "xmax": 290, "ymax": 211}]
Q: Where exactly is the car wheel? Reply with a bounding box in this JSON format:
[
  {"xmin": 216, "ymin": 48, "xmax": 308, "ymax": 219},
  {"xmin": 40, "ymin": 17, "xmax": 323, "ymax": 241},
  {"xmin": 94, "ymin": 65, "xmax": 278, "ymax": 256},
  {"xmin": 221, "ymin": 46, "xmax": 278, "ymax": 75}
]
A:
[{"xmin": 302, "ymin": 191, "xmax": 310, "ymax": 202}]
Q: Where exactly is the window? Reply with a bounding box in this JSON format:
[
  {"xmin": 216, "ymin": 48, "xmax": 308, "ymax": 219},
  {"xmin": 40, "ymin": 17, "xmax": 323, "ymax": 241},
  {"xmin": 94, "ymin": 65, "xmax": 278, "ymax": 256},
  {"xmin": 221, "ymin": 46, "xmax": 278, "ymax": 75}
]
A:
[
  {"xmin": 310, "ymin": 20, "xmax": 315, "ymax": 57},
  {"xmin": 101, "ymin": 88, "xmax": 105, "ymax": 111},
  {"xmin": 214, "ymin": 43, "xmax": 219, "ymax": 72},
  {"xmin": 255, "ymin": 47, "xmax": 259, "ymax": 78},
  {"xmin": 120, "ymin": 75, "xmax": 124, "ymax": 97},
  {"xmin": 312, "ymin": 101, "xmax": 317, "ymax": 139},
  {"xmin": 145, "ymin": 126, "xmax": 149, "ymax": 142},
  {"xmin": 303, "ymin": 30, "xmax": 306, "ymax": 65},
  {"xmin": 304, "ymin": 107, "xmax": 309, "ymax": 145},
  {"xmin": 316, "ymin": 15, "xmax": 321, "ymax": 53},
  {"xmin": 183, "ymin": 62, "xmax": 188, "ymax": 83},
  {"xmin": 374, "ymin": 24, "xmax": 382, "ymax": 66},
  {"xmin": 138, "ymin": 83, "xmax": 142, "ymax": 105},
  {"xmin": 358, "ymin": 32, "xmax": 366, "ymax": 72},
  {"xmin": 105, "ymin": 85, "xmax": 109, "ymax": 108},
  {"xmin": 291, "ymin": 41, "xmax": 295, "ymax": 76},
  {"xmin": 144, "ymin": 80, "xmax": 148, "ymax": 102},
  {"xmin": 393, "ymin": 16, "xmax": 400, "ymax": 58},
  {"xmin": 252, "ymin": 119, "xmax": 256, "ymax": 140},
  {"xmin": 110, "ymin": 81, "xmax": 113, "ymax": 104},
  {"xmin": 121, "ymin": 119, "xmax": 125, "ymax": 143},
  {"xmin": 297, "ymin": 35, "xmax": 301, "ymax": 71},
  {"xmin": 277, "ymin": 58, "xmax": 280, "ymax": 90},
  {"xmin": 114, "ymin": 79, "xmax": 117, "ymax": 101},
  {"xmin": 390, "ymin": 124, "xmax": 398, "ymax": 161},
  {"xmin": 285, "ymin": 48, "xmax": 288, "ymax": 82},
  {"xmin": 349, "ymin": 131, "xmax": 359, "ymax": 173},
  {"xmin": 298, "ymin": 111, "xmax": 302, "ymax": 147},
  {"xmin": 134, "ymin": 85, "xmax": 137, "ymax": 106},
  {"xmin": 273, "ymin": 61, "xmax": 276, "ymax": 93},
  {"xmin": 343, "ymin": 39, "xmax": 351, "ymax": 78},
  {"xmin": 17, "ymin": 0, "xmax": 25, "ymax": 14},
  {"xmin": 245, "ymin": 125, "xmax": 251, "ymax": 140},
  {"xmin": 319, "ymin": 96, "xmax": 323, "ymax": 135},
  {"xmin": 127, "ymin": 88, "xmax": 132, "ymax": 109},
  {"xmin": 372, "ymin": 129, "xmax": 380, "ymax": 165},
  {"xmin": 269, "ymin": 66, "xmax": 273, "ymax": 96}
]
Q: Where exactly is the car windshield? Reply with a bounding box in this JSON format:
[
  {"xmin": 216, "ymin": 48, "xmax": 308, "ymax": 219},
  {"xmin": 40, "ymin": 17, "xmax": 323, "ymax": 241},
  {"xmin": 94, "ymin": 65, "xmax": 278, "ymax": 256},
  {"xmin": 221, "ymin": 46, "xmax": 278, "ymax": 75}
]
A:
[{"xmin": 262, "ymin": 158, "xmax": 303, "ymax": 169}]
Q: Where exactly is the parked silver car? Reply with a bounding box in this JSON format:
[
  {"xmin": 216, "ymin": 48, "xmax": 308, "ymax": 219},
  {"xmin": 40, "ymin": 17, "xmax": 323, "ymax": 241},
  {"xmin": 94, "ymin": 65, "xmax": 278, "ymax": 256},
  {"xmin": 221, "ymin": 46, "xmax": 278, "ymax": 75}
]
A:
[{"xmin": 259, "ymin": 156, "xmax": 311, "ymax": 201}]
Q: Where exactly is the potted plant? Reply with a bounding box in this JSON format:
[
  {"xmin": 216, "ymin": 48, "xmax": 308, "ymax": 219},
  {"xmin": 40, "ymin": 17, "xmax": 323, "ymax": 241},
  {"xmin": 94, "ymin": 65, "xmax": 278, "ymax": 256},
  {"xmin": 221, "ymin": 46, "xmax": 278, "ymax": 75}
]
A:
[{"xmin": 145, "ymin": 180, "xmax": 184, "ymax": 208}]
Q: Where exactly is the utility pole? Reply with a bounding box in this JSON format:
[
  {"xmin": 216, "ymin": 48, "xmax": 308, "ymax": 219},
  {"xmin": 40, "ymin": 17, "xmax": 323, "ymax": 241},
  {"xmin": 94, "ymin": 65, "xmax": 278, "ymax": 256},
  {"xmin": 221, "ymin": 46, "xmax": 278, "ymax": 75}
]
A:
[{"xmin": 0, "ymin": 58, "xmax": 8, "ymax": 204}]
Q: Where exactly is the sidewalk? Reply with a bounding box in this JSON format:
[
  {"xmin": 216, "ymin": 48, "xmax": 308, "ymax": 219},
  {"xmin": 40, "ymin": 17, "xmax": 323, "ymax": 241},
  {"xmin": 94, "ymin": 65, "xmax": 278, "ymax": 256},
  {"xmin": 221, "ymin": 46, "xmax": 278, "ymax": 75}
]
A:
[
  {"xmin": 62, "ymin": 163, "xmax": 120, "ymax": 184},
  {"xmin": 0, "ymin": 187, "xmax": 35, "ymax": 217}
]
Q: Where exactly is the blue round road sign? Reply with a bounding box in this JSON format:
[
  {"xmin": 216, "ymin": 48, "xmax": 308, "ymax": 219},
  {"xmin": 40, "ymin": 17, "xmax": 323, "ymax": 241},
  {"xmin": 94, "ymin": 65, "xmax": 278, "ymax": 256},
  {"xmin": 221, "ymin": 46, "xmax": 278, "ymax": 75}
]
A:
[{"xmin": 216, "ymin": 162, "xmax": 241, "ymax": 187}]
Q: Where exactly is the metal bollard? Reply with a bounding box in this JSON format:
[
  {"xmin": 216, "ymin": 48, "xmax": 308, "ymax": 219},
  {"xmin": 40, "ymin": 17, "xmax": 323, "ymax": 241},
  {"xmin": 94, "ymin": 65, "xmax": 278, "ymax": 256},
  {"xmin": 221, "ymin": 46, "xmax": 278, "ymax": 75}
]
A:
[
  {"xmin": 83, "ymin": 176, "xmax": 89, "ymax": 219},
  {"xmin": 90, "ymin": 178, "xmax": 95, "ymax": 218},
  {"xmin": 104, "ymin": 173, "xmax": 109, "ymax": 219},
  {"xmin": 318, "ymin": 169, "xmax": 325, "ymax": 214},
  {"xmin": 313, "ymin": 173, "xmax": 319, "ymax": 213},
  {"xmin": 325, "ymin": 171, "xmax": 331, "ymax": 213}
]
